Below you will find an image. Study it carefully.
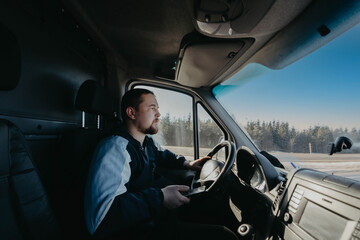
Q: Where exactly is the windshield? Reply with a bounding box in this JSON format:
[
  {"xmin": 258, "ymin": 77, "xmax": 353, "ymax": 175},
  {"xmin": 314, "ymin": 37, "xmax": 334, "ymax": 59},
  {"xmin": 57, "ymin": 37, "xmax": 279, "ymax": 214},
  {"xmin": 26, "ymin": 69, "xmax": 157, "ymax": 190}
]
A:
[{"xmin": 214, "ymin": 24, "xmax": 360, "ymax": 181}]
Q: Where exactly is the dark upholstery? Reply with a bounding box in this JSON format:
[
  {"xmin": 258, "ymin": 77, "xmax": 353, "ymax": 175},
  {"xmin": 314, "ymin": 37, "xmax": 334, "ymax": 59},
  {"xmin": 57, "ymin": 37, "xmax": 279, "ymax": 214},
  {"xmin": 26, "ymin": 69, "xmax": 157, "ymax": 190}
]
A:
[
  {"xmin": 0, "ymin": 23, "xmax": 21, "ymax": 90},
  {"xmin": 53, "ymin": 129, "xmax": 111, "ymax": 239},
  {"xmin": 75, "ymin": 80, "xmax": 117, "ymax": 118},
  {"xmin": 0, "ymin": 119, "xmax": 61, "ymax": 240},
  {"xmin": 52, "ymin": 80, "xmax": 118, "ymax": 239}
]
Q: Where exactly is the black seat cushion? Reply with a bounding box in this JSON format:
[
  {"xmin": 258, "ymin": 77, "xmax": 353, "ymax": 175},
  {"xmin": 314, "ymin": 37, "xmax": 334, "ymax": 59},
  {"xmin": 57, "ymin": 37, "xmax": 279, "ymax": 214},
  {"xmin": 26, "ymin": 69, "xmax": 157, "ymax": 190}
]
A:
[
  {"xmin": 0, "ymin": 119, "xmax": 61, "ymax": 240},
  {"xmin": 49, "ymin": 79, "xmax": 119, "ymax": 239},
  {"xmin": 52, "ymin": 128, "xmax": 115, "ymax": 239},
  {"xmin": 0, "ymin": 23, "xmax": 21, "ymax": 91}
]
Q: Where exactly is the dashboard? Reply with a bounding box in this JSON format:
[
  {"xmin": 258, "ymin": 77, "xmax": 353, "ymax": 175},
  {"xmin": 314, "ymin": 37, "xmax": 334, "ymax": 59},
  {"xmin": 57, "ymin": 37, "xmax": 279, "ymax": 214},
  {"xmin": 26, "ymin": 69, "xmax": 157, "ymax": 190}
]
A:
[
  {"xmin": 273, "ymin": 169, "xmax": 360, "ymax": 240},
  {"xmin": 230, "ymin": 146, "xmax": 360, "ymax": 240},
  {"xmin": 234, "ymin": 146, "xmax": 267, "ymax": 192}
]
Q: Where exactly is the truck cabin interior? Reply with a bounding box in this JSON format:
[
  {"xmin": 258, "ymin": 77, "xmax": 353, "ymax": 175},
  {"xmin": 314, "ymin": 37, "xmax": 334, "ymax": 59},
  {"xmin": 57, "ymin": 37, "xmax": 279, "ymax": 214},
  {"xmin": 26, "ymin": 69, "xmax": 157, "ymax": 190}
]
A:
[{"xmin": 1, "ymin": 0, "xmax": 359, "ymax": 239}]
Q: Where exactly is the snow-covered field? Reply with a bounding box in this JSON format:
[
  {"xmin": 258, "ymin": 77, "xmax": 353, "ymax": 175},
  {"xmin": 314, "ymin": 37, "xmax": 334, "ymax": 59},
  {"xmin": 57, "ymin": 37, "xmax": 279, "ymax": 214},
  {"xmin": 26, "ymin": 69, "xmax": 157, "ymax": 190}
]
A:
[
  {"xmin": 270, "ymin": 152, "xmax": 360, "ymax": 181},
  {"xmin": 163, "ymin": 145, "xmax": 360, "ymax": 181}
]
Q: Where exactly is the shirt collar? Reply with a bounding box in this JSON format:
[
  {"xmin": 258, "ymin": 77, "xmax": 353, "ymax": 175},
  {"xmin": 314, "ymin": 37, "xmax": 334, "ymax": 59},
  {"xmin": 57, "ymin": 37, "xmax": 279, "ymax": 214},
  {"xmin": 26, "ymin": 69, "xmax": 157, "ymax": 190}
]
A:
[{"xmin": 118, "ymin": 125, "xmax": 150, "ymax": 149}]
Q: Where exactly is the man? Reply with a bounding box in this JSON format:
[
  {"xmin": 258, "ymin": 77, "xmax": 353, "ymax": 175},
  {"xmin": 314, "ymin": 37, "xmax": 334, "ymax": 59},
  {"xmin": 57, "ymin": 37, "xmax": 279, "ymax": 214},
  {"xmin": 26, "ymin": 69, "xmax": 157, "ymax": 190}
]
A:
[{"xmin": 84, "ymin": 88, "xmax": 211, "ymax": 239}]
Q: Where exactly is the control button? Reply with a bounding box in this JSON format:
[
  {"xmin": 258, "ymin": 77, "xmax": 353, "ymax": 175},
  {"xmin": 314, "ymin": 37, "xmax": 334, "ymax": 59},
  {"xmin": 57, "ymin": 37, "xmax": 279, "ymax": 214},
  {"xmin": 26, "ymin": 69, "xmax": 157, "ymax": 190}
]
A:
[
  {"xmin": 294, "ymin": 188, "xmax": 304, "ymax": 195},
  {"xmin": 288, "ymin": 206, "xmax": 297, "ymax": 213},
  {"xmin": 289, "ymin": 201, "xmax": 299, "ymax": 209},
  {"xmin": 352, "ymin": 232, "xmax": 360, "ymax": 239},
  {"xmin": 284, "ymin": 212, "xmax": 293, "ymax": 224},
  {"xmin": 240, "ymin": 225, "xmax": 247, "ymax": 232},
  {"xmin": 237, "ymin": 224, "xmax": 253, "ymax": 237},
  {"xmin": 293, "ymin": 192, "xmax": 303, "ymax": 200},
  {"xmin": 290, "ymin": 197, "xmax": 301, "ymax": 204}
]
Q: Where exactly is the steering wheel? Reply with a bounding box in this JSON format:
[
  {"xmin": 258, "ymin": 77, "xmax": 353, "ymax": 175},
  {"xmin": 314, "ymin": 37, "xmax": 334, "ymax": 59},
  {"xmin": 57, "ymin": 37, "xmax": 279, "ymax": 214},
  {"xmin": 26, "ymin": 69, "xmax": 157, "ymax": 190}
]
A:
[{"xmin": 185, "ymin": 140, "xmax": 236, "ymax": 196}]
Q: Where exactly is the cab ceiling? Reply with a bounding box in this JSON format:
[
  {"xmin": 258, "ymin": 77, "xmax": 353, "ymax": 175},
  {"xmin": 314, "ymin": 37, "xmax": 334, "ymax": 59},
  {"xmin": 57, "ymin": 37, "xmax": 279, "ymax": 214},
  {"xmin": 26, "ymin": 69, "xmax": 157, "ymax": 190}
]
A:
[
  {"xmin": 62, "ymin": 0, "xmax": 360, "ymax": 88},
  {"xmin": 64, "ymin": 0, "xmax": 195, "ymax": 79},
  {"xmin": 63, "ymin": 0, "xmax": 312, "ymax": 87}
]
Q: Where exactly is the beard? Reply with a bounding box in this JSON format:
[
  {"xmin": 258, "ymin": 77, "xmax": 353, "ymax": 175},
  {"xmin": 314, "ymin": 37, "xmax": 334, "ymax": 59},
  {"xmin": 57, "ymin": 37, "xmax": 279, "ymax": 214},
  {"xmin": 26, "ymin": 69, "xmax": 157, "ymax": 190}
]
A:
[{"xmin": 143, "ymin": 121, "xmax": 159, "ymax": 135}]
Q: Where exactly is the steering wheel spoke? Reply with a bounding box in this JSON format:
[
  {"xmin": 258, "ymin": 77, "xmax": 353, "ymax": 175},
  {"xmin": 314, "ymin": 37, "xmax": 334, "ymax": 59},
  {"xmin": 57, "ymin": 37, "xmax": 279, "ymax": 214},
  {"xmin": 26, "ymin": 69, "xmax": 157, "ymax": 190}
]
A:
[{"xmin": 190, "ymin": 140, "xmax": 236, "ymax": 194}]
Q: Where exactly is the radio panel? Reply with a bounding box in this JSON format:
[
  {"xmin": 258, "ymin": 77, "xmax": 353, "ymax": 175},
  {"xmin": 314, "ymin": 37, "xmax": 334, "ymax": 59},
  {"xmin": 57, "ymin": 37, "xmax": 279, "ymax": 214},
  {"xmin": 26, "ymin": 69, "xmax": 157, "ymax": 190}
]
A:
[{"xmin": 284, "ymin": 185, "xmax": 360, "ymax": 240}]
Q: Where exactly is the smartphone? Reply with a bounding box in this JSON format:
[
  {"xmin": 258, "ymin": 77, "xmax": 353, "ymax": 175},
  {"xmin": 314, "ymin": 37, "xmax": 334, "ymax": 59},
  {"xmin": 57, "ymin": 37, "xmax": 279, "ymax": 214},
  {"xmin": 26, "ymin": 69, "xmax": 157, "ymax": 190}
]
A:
[{"xmin": 182, "ymin": 186, "xmax": 206, "ymax": 197}]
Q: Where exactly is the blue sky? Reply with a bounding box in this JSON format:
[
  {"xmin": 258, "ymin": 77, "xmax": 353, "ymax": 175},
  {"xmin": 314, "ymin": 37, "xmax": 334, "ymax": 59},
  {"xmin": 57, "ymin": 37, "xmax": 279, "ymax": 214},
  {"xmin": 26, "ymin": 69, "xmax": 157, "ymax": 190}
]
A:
[{"xmin": 214, "ymin": 23, "xmax": 360, "ymax": 130}]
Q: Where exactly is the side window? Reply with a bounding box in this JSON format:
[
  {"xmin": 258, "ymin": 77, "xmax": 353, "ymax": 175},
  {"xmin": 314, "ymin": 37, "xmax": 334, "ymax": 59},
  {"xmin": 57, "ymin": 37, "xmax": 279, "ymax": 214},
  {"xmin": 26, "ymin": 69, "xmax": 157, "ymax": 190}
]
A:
[
  {"xmin": 197, "ymin": 103, "xmax": 225, "ymax": 162},
  {"xmin": 134, "ymin": 85, "xmax": 194, "ymax": 160}
]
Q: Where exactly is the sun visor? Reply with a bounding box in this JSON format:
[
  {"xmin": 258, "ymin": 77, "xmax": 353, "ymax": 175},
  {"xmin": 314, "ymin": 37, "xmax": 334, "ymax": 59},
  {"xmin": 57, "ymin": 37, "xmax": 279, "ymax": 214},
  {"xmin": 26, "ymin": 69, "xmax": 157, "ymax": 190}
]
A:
[
  {"xmin": 0, "ymin": 23, "xmax": 21, "ymax": 90},
  {"xmin": 175, "ymin": 36, "xmax": 246, "ymax": 88}
]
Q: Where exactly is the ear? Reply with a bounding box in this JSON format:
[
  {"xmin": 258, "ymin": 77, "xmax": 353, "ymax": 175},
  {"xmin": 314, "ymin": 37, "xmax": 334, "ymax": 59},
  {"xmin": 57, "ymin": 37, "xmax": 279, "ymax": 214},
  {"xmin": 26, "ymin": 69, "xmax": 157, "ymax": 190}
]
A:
[{"xmin": 126, "ymin": 107, "xmax": 136, "ymax": 120}]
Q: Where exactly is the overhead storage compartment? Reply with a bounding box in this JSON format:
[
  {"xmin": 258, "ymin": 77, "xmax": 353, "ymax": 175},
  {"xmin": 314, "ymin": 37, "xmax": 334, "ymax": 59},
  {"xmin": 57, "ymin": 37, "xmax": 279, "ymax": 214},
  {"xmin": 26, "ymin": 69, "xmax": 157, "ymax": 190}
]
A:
[{"xmin": 175, "ymin": 33, "xmax": 253, "ymax": 87}]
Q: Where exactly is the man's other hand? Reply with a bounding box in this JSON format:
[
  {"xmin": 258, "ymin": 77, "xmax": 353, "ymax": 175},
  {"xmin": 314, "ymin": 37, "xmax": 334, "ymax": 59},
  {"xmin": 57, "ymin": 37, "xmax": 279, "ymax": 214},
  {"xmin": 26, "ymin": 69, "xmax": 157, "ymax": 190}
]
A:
[
  {"xmin": 184, "ymin": 156, "xmax": 211, "ymax": 171},
  {"xmin": 161, "ymin": 185, "xmax": 190, "ymax": 209}
]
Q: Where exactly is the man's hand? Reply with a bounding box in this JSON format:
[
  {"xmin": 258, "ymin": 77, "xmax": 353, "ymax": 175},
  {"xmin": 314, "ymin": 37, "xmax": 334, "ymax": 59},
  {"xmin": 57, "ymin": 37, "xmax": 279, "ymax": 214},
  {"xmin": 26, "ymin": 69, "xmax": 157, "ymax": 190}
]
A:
[
  {"xmin": 184, "ymin": 156, "xmax": 211, "ymax": 171},
  {"xmin": 161, "ymin": 185, "xmax": 190, "ymax": 209}
]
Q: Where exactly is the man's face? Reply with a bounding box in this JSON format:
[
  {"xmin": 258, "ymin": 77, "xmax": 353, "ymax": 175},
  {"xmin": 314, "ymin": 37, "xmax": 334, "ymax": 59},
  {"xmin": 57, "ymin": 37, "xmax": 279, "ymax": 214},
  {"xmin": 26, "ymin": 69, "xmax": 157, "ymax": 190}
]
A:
[{"xmin": 133, "ymin": 93, "xmax": 161, "ymax": 135}]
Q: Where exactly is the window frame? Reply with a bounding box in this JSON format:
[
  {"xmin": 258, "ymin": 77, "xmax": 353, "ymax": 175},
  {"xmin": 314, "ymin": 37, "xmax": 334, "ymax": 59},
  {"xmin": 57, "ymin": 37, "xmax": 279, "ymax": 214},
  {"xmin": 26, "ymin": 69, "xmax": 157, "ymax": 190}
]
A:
[
  {"xmin": 197, "ymin": 101, "xmax": 228, "ymax": 159},
  {"xmin": 128, "ymin": 81, "xmax": 228, "ymax": 159}
]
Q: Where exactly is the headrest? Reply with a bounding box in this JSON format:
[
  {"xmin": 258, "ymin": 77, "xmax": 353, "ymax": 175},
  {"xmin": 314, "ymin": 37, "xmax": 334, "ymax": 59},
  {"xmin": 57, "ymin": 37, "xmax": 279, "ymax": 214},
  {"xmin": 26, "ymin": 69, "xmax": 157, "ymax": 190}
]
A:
[
  {"xmin": 0, "ymin": 23, "xmax": 21, "ymax": 90},
  {"xmin": 75, "ymin": 80, "xmax": 117, "ymax": 118}
]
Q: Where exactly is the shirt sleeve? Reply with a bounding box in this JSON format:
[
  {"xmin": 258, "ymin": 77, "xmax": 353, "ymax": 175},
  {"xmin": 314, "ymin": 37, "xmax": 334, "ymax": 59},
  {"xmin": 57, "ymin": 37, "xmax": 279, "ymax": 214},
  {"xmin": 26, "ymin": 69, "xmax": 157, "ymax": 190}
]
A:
[
  {"xmin": 84, "ymin": 136, "xmax": 164, "ymax": 235},
  {"xmin": 150, "ymin": 137, "xmax": 187, "ymax": 169}
]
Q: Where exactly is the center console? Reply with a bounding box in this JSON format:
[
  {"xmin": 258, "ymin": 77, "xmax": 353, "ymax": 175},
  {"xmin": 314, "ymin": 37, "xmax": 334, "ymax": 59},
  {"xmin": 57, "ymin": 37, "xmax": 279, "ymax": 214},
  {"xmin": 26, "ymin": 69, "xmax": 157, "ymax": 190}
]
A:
[{"xmin": 274, "ymin": 169, "xmax": 360, "ymax": 240}]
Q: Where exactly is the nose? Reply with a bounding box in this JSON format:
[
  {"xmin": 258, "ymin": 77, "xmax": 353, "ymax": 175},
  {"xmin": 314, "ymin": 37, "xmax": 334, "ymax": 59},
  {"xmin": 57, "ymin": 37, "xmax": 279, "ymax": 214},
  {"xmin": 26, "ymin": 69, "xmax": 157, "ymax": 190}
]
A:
[{"xmin": 155, "ymin": 108, "xmax": 161, "ymax": 118}]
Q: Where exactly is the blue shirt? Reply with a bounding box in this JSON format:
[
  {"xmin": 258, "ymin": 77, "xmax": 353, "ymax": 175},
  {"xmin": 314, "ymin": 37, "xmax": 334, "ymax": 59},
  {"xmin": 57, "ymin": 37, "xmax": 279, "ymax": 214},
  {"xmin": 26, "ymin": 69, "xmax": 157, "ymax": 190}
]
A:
[{"xmin": 84, "ymin": 128, "xmax": 186, "ymax": 234}]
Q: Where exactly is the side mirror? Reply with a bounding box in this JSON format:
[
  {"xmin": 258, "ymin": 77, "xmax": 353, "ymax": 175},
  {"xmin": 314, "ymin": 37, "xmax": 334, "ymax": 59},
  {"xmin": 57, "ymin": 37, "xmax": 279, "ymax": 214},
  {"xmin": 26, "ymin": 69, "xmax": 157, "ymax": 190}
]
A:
[{"xmin": 328, "ymin": 136, "xmax": 353, "ymax": 155}]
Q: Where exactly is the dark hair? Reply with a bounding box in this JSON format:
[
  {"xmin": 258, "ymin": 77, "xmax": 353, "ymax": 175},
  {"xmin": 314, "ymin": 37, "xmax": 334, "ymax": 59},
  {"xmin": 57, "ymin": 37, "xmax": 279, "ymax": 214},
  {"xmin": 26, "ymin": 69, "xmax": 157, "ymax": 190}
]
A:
[{"xmin": 121, "ymin": 88, "xmax": 154, "ymax": 121}]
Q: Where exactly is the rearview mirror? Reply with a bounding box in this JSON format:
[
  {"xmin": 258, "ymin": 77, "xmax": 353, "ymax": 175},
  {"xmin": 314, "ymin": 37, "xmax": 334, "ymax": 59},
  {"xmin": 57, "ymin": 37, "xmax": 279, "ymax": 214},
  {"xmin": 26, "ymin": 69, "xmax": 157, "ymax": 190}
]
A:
[{"xmin": 328, "ymin": 136, "xmax": 353, "ymax": 155}]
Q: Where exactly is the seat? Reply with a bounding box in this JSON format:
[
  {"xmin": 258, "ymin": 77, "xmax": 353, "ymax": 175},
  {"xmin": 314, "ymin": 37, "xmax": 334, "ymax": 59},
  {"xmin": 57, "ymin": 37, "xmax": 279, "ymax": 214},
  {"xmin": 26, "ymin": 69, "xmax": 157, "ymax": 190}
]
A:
[
  {"xmin": 52, "ymin": 80, "xmax": 118, "ymax": 239},
  {"xmin": 0, "ymin": 119, "xmax": 61, "ymax": 240},
  {"xmin": 72, "ymin": 80, "xmax": 119, "ymax": 183}
]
